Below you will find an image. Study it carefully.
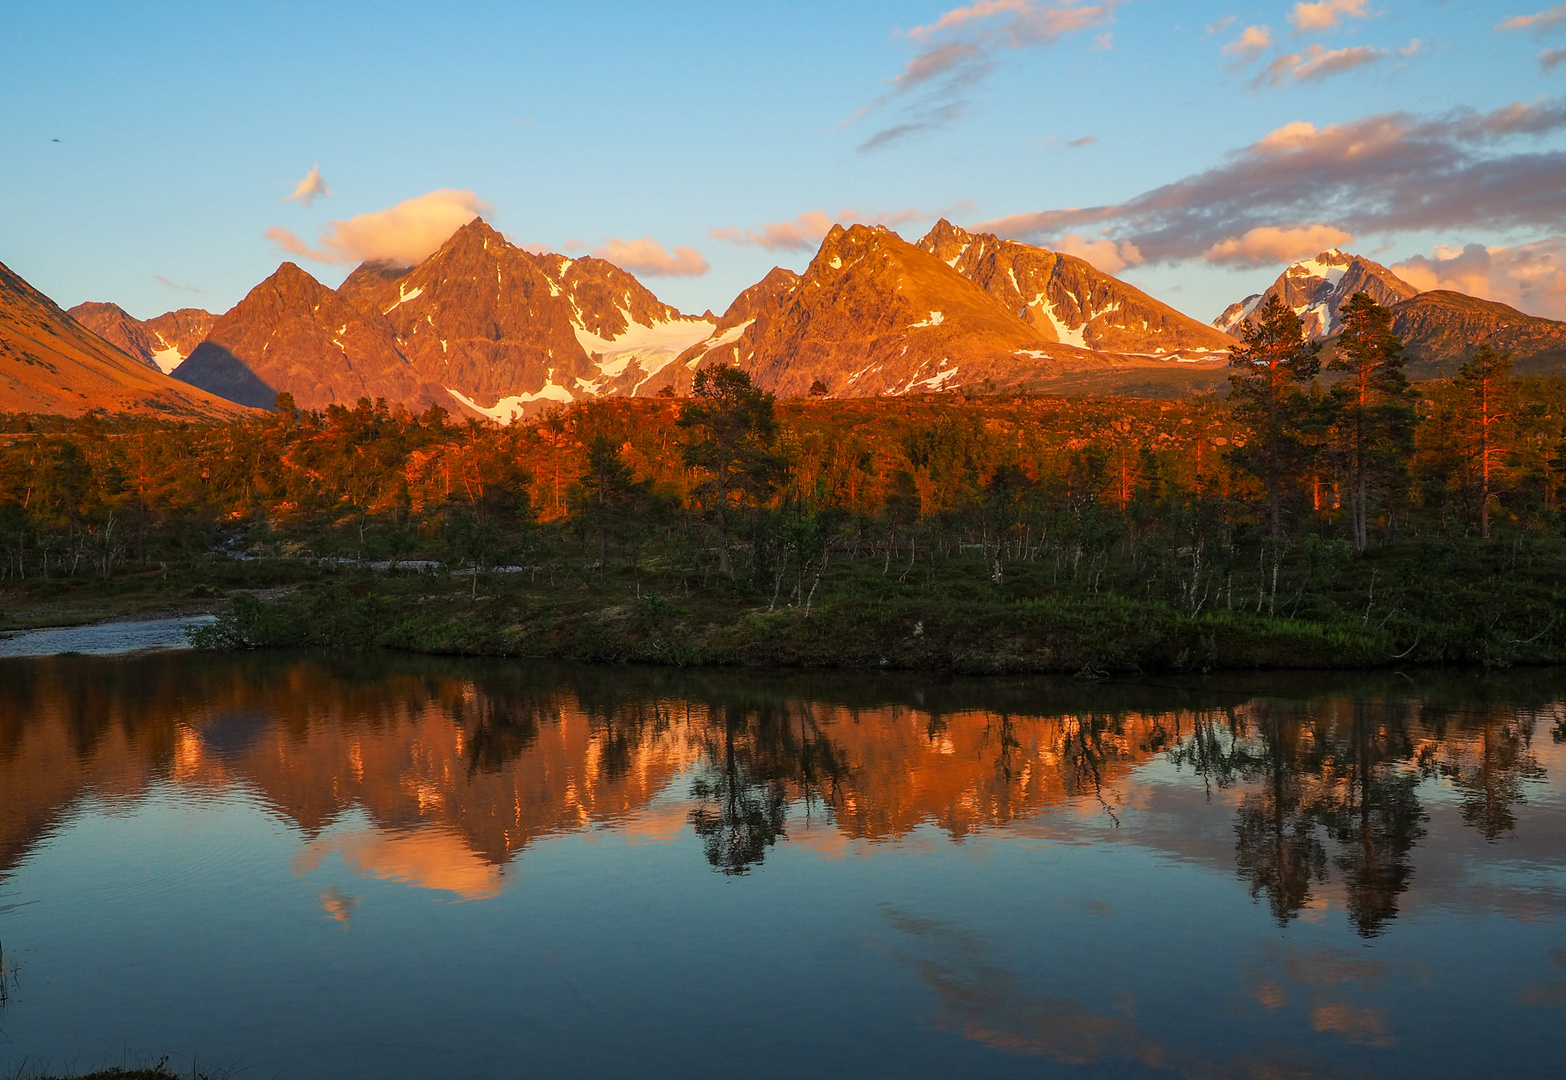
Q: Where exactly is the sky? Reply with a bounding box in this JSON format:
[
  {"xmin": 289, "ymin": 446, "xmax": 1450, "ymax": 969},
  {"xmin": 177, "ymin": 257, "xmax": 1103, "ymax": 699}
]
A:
[{"xmin": 3, "ymin": 0, "xmax": 1564, "ymax": 326}]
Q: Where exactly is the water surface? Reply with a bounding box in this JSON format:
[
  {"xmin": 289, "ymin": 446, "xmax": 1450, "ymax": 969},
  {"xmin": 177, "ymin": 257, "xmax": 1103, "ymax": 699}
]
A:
[{"xmin": 1, "ymin": 654, "xmax": 1563, "ymax": 1078}]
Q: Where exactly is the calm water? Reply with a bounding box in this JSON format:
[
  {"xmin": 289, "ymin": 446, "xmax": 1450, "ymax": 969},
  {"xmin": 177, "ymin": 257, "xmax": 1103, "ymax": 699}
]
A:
[{"xmin": 1, "ymin": 655, "xmax": 1564, "ymax": 1079}]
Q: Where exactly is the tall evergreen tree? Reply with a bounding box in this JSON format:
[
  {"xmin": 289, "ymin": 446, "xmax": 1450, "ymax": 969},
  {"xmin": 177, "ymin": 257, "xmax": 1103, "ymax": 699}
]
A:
[
  {"xmin": 677, "ymin": 366, "xmax": 785, "ymax": 573},
  {"xmin": 1327, "ymin": 292, "xmax": 1418, "ymax": 552},
  {"xmin": 1454, "ymin": 345, "xmax": 1514, "ymax": 539},
  {"xmin": 1227, "ymin": 295, "xmax": 1322, "ymax": 540},
  {"xmin": 569, "ymin": 434, "xmax": 646, "ymax": 568}
]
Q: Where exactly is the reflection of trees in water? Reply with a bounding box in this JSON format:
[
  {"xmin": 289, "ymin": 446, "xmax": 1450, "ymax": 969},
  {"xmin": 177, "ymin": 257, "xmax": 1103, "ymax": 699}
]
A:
[
  {"xmin": 1170, "ymin": 695, "xmax": 1549, "ymax": 936},
  {"xmin": 687, "ymin": 701, "xmax": 850, "ymax": 874}
]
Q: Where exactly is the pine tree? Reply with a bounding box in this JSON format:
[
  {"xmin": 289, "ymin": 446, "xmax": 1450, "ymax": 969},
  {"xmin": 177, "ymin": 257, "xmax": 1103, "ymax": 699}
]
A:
[
  {"xmin": 1327, "ymin": 292, "xmax": 1418, "ymax": 553},
  {"xmin": 1454, "ymin": 345, "xmax": 1514, "ymax": 539},
  {"xmin": 677, "ymin": 367, "xmax": 785, "ymax": 573},
  {"xmin": 568, "ymin": 434, "xmax": 646, "ymax": 568},
  {"xmin": 1227, "ymin": 295, "xmax": 1322, "ymax": 541}
]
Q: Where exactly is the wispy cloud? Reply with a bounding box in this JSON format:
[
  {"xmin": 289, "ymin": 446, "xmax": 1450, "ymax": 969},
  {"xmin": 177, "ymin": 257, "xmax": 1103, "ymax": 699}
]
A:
[
  {"xmin": 592, "ymin": 237, "xmax": 708, "ymax": 276},
  {"xmin": 1255, "ymin": 43, "xmax": 1386, "ymax": 86},
  {"xmin": 1394, "ymin": 237, "xmax": 1566, "ymax": 319},
  {"xmin": 1288, "ymin": 0, "xmax": 1373, "ymax": 33},
  {"xmin": 284, "ymin": 164, "xmax": 330, "ymax": 207},
  {"xmin": 974, "ymin": 98, "xmax": 1566, "ymax": 265},
  {"xmin": 712, "ymin": 208, "xmax": 926, "ymax": 252},
  {"xmin": 852, "ymin": 1, "xmax": 1121, "ymax": 151},
  {"xmin": 266, "ymin": 189, "xmax": 487, "ymax": 266},
  {"xmin": 154, "ymin": 275, "xmax": 201, "ymax": 293},
  {"xmin": 1544, "ymin": 46, "xmax": 1566, "ymax": 68},
  {"xmin": 1222, "ymin": 25, "xmax": 1273, "ymax": 61},
  {"xmin": 1496, "ymin": 4, "xmax": 1566, "ymax": 35}
]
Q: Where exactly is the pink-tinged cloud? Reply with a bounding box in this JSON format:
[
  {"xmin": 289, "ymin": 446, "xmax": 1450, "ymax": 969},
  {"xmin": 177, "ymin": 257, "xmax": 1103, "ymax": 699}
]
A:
[
  {"xmin": 1257, "ymin": 44, "xmax": 1385, "ymax": 86},
  {"xmin": 1204, "ymin": 224, "xmax": 1354, "ymax": 266},
  {"xmin": 284, "ymin": 164, "xmax": 330, "ymax": 207},
  {"xmin": 856, "ymin": 1, "xmax": 1121, "ymax": 150},
  {"xmin": 267, "ymin": 189, "xmax": 487, "ymax": 266},
  {"xmin": 1053, "ymin": 234, "xmax": 1144, "ymax": 274},
  {"xmin": 592, "ymin": 237, "xmax": 708, "ymax": 276},
  {"xmin": 712, "ymin": 208, "xmax": 926, "ymax": 251},
  {"xmin": 1222, "ymin": 25, "xmax": 1273, "ymax": 60},
  {"xmin": 1497, "ymin": 5, "xmax": 1566, "ymax": 35},
  {"xmin": 971, "ymin": 98, "xmax": 1566, "ymax": 264},
  {"xmin": 1393, "ymin": 238, "xmax": 1566, "ymax": 320},
  {"xmin": 1288, "ymin": 0, "xmax": 1373, "ymax": 32}
]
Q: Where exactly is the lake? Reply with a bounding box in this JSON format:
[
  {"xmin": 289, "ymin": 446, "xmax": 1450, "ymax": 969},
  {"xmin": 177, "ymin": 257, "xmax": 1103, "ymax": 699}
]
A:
[{"xmin": 1, "ymin": 653, "xmax": 1563, "ymax": 1079}]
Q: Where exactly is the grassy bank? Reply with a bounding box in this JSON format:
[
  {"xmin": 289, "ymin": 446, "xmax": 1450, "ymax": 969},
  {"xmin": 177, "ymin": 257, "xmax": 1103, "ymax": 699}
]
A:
[{"xmin": 4, "ymin": 530, "xmax": 1554, "ymax": 673}]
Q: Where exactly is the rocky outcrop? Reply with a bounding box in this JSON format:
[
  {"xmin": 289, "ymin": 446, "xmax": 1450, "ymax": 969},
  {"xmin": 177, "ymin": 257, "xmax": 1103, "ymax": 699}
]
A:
[
  {"xmin": 68, "ymin": 302, "xmax": 214, "ymax": 374},
  {"xmin": 919, "ymin": 220, "xmax": 1234, "ymax": 356},
  {"xmin": 1385, "ymin": 291, "xmax": 1566, "ymax": 377}
]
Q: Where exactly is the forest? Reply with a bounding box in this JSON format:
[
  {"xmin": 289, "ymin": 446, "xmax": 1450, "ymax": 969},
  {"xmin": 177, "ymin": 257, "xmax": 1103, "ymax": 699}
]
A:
[{"xmin": 2, "ymin": 294, "xmax": 1565, "ymax": 672}]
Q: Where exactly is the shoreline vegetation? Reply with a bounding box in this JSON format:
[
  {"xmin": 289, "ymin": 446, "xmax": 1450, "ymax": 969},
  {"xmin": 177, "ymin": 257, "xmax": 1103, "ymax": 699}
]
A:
[{"xmin": 3, "ymin": 297, "xmax": 1565, "ymax": 673}]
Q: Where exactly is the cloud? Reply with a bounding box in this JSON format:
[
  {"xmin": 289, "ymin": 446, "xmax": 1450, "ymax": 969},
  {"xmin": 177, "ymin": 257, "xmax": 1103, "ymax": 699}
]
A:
[
  {"xmin": 972, "ymin": 97, "xmax": 1566, "ymax": 264},
  {"xmin": 1393, "ymin": 237, "xmax": 1566, "ymax": 319},
  {"xmin": 154, "ymin": 275, "xmax": 201, "ymax": 293},
  {"xmin": 266, "ymin": 189, "xmax": 487, "ymax": 266},
  {"xmin": 1222, "ymin": 25, "xmax": 1273, "ymax": 60},
  {"xmin": 1203, "ymin": 223, "xmax": 1354, "ymax": 265},
  {"xmin": 592, "ymin": 237, "xmax": 708, "ymax": 276},
  {"xmin": 1065, "ymin": 134, "xmax": 1098, "ymax": 147},
  {"xmin": 284, "ymin": 164, "xmax": 330, "ymax": 207},
  {"xmin": 1054, "ymin": 234, "xmax": 1144, "ymax": 273},
  {"xmin": 1255, "ymin": 44, "xmax": 1385, "ymax": 86},
  {"xmin": 1207, "ymin": 15, "xmax": 1237, "ymax": 34},
  {"xmin": 1288, "ymin": 0, "xmax": 1373, "ymax": 32},
  {"xmin": 1544, "ymin": 46, "xmax": 1566, "ymax": 68},
  {"xmin": 1497, "ymin": 5, "xmax": 1566, "ymax": 35},
  {"xmin": 855, "ymin": 1, "xmax": 1121, "ymax": 150},
  {"xmin": 712, "ymin": 208, "xmax": 926, "ymax": 251}
]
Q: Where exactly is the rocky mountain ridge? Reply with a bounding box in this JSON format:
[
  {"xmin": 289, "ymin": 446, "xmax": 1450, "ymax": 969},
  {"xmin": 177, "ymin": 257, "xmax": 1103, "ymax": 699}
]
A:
[{"xmin": 1216, "ymin": 249, "xmax": 1421, "ymax": 341}]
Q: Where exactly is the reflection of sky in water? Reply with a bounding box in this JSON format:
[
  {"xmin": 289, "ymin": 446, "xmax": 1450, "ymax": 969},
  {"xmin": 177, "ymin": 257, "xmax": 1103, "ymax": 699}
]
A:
[{"xmin": 0, "ymin": 656, "xmax": 1563, "ymax": 1079}]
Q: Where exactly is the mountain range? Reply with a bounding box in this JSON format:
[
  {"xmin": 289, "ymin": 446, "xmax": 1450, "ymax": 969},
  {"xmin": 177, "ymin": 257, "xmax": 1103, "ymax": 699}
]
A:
[{"xmin": 6, "ymin": 223, "xmax": 1566, "ymax": 420}]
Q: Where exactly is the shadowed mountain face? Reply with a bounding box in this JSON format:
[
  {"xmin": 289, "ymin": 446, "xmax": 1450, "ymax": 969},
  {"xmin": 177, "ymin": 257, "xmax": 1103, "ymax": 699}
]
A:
[
  {"xmin": 68, "ymin": 302, "xmax": 214, "ymax": 374},
  {"xmin": 171, "ymin": 261, "xmax": 447, "ymax": 412},
  {"xmin": 0, "ymin": 260, "xmax": 248, "ymax": 418},
  {"xmin": 1216, "ymin": 250, "xmax": 1422, "ymax": 341},
  {"xmin": 1388, "ymin": 291, "xmax": 1566, "ymax": 377}
]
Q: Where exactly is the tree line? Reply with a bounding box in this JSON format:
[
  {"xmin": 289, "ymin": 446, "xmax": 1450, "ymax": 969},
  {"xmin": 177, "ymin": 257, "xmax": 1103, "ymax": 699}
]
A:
[{"xmin": 1, "ymin": 291, "xmax": 1563, "ymax": 656}]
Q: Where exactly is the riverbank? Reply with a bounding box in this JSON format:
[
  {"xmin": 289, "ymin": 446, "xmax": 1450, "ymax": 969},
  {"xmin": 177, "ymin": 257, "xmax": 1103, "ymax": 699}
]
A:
[{"xmin": 6, "ymin": 534, "xmax": 1557, "ymax": 671}]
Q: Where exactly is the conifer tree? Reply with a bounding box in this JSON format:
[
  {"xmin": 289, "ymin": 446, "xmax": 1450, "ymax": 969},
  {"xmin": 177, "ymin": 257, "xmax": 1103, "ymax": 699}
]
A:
[
  {"xmin": 677, "ymin": 366, "xmax": 785, "ymax": 573},
  {"xmin": 569, "ymin": 434, "xmax": 646, "ymax": 568},
  {"xmin": 1454, "ymin": 345, "xmax": 1514, "ymax": 539},
  {"xmin": 1327, "ymin": 292, "xmax": 1418, "ymax": 553},
  {"xmin": 1227, "ymin": 295, "xmax": 1322, "ymax": 540}
]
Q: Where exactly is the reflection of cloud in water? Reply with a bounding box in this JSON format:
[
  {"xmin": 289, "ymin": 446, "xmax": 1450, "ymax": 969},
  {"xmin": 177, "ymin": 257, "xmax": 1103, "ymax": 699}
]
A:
[
  {"xmin": 319, "ymin": 885, "xmax": 359, "ymax": 926},
  {"xmin": 1310, "ymin": 1002, "xmax": 1393, "ymax": 1047},
  {"xmin": 882, "ymin": 906, "xmax": 1165, "ymax": 1068},
  {"xmin": 295, "ymin": 826, "xmax": 503, "ymax": 901}
]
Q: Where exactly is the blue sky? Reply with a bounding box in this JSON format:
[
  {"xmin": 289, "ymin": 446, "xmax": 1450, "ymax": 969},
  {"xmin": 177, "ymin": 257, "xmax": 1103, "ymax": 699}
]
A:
[{"xmin": 3, "ymin": 1, "xmax": 1563, "ymax": 324}]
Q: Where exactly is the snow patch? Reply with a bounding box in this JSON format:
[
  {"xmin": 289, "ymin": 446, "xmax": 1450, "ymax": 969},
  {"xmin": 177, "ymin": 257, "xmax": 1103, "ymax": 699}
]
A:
[
  {"xmin": 446, "ymin": 375, "xmax": 574, "ymax": 424},
  {"xmin": 909, "ymin": 310, "xmax": 945, "ymax": 328},
  {"xmin": 382, "ymin": 283, "xmax": 424, "ymax": 314},
  {"xmin": 149, "ymin": 333, "xmax": 186, "ymax": 374},
  {"xmin": 828, "ymin": 256, "xmax": 842, "ymax": 270},
  {"xmin": 1035, "ymin": 293, "xmax": 1087, "ymax": 349},
  {"xmin": 574, "ymin": 316, "xmax": 715, "ymax": 382}
]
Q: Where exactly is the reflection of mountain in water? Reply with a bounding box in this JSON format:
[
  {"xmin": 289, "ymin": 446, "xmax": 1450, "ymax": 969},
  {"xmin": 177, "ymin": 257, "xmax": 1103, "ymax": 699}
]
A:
[{"xmin": 0, "ymin": 655, "xmax": 1560, "ymax": 932}]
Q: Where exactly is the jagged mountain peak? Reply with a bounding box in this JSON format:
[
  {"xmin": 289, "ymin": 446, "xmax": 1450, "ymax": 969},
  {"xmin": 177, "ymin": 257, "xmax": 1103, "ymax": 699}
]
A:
[
  {"xmin": 1217, "ymin": 250, "xmax": 1421, "ymax": 341},
  {"xmin": 914, "ymin": 220, "xmax": 1234, "ymax": 356}
]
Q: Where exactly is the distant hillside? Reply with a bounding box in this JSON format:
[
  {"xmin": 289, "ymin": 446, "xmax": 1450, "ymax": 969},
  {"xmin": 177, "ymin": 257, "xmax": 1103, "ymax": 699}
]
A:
[{"xmin": 0, "ymin": 260, "xmax": 248, "ymax": 418}]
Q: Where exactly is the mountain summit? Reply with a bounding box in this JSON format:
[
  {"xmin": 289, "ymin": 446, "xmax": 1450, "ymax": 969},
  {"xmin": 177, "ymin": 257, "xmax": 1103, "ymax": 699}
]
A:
[{"xmin": 1216, "ymin": 250, "xmax": 1421, "ymax": 341}]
